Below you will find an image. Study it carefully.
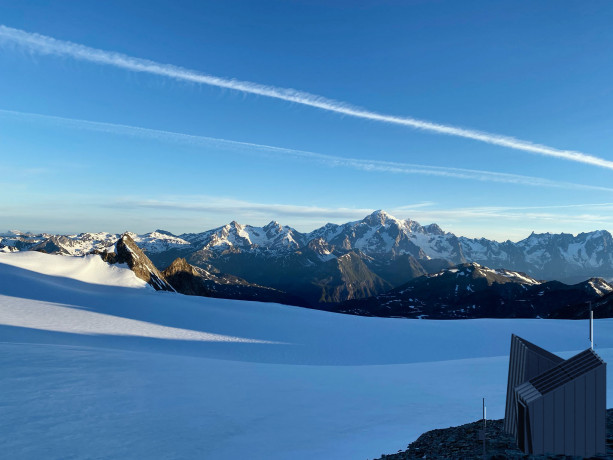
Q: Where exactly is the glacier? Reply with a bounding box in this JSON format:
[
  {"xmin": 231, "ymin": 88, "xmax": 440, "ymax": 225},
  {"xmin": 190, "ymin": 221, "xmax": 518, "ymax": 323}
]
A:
[{"xmin": 0, "ymin": 252, "xmax": 612, "ymax": 459}]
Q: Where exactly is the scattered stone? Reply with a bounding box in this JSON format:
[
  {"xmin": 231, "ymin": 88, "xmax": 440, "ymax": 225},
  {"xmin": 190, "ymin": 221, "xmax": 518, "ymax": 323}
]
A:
[{"xmin": 376, "ymin": 409, "xmax": 613, "ymax": 459}]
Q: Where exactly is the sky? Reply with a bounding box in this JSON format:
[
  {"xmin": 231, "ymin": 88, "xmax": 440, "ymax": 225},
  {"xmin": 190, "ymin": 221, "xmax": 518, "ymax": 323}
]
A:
[{"xmin": 1, "ymin": 1, "xmax": 613, "ymax": 241}]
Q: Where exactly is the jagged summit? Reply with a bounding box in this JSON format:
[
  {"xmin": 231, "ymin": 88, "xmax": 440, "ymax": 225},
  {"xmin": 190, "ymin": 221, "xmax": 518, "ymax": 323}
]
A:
[
  {"xmin": 153, "ymin": 229, "xmax": 176, "ymax": 236},
  {"xmin": 424, "ymin": 223, "xmax": 445, "ymax": 236},
  {"xmin": 4, "ymin": 212, "xmax": 613, "ymax": 296},
  {"xmin": 365, "ymin": 209, "xmax": 395, "ymax": 224},
  {"xmin": 3, "ymin": 230, "xmax": 27, "ymax": 236},
  {"xmin": 160, "ymin": 256, "xmax": 301, "ymax": 304},
  {"xmin": 98, "ymin": 234, "xmax": 175, "ymax": 292},
  {"xmin": 264, "ymin": 220, "xmax": 281, "ymax": 229},
  {"xmin": 164, "ymin": 257, "xmax": 196, "ymax": 275}
]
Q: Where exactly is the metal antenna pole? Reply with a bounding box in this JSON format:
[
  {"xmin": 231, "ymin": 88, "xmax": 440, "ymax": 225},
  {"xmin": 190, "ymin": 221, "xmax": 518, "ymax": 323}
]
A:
[
  {"xmin": 589, "ymin": 307, "xmax": 594, "ymax": 350},
  {"xmin": 482, "ymin": 397, "xmax": 486, "ymax": 459}
]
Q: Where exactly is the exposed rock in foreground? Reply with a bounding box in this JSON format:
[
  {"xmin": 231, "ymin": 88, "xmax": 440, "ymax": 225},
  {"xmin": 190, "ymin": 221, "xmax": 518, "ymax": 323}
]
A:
[
  {"xmin": 97, "ymin": 234, "xmax": 175, "ymax": 291},
  {"xmin": 377, "ymin": 409, "xmax": 613, "ymax": 459}
]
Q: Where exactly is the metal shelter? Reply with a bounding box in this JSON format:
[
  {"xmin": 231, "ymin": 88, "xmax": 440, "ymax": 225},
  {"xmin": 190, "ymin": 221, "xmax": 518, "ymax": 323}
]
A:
[
  {"xmin": 504, "ymin": 335, "xmax": 607, "ymax": 457},
  {"xmin": 503, "ymin": 334, "xmax": 564, "ymax": 437}
]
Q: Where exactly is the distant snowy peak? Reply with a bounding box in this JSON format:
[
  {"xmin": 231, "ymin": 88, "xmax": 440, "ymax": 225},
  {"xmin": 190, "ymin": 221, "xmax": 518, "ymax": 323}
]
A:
[
  {"xmin": 426, "ymin": 262, "xmax": 541, "ymax": 287},
  {"xmin": 0, "ymin": 232, "xmax": 117, "ymax": 256},
  {"xmin": 362, "ymin": 209, "xmax": 402, "ymax": 227},
  {"xmin": 182, "ymin": 220, "xmax": 306, "ymax": 253},
  {"xmin": 491, "ymin": 267, "xmax": 542, "ymax": 286},
  {"xmin": 1, "ymin": 230, "xmax": 32, "ymax": 237},
  {"xmin": 305, "ymin": 238, "xmax": 337, "ymax": 262},
  {"xmin": 130, "ymin": 231, "xmax": 191, "ymax": 254},
  {"xmin": 585, "ymin": 278, "xmax": 613, "ymax": 296},
  {"xmin": 515, "ymin": 229, "xmax": 613, "ymax": 271},
  {"xmin": 423, "ymin": 223, "xmax": 445, "ymax": 236},
  {"xmin": 4, "ymin": 211, "xmax": 613, "ymax": 284},
  {"xmin": 0, "ymin": 230, "xmax": 189, "ymax": 256},
  {"xmin": 306, "ymin": 210, "xmax": 455, "ymax": 260}
]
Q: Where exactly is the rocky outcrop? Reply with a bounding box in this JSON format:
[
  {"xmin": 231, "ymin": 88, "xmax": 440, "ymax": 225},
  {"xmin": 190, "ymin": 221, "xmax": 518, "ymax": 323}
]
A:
[
  {"xmin": 337, "ymin": 263, "xmax": 613, "ymax": 319},
  {"xmin": 377, "ymin": 409, "xmax": 613, "ymax": 459},
  {"xmin": 99, "ymin": 234, "xmax": 175, "ymax": 291},
  {"xmin": 162, "ymin": 257, "xmax": 305, "ymax": 306},
  {"xmin": 161, "ymin": 258, "xmax": 210, "ymax": 296},
  {"xmin": 549, "ymin": 289, "xmax": 613, "ymax": 319},
  {"xmin": 31, "ymin": 236, "xmax": 72, "ymax": 255}
]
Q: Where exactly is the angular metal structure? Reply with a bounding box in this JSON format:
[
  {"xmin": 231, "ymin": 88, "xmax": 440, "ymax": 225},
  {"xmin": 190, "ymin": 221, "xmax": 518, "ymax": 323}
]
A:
[
  {"xmin": 504, "ymin": 335, "xmax": 607, "ymax": 457},
  {"xmin": 503, "ymin": 334, "xmax": 564, "ymax": 436}
]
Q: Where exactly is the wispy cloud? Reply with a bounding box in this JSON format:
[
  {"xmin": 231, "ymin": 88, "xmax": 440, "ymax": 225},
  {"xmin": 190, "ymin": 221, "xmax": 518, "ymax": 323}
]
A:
[
  {"xmin": 111, "ymin": 195, "xmax": 613, "ymax": 226},
  {"xmin": 109, "ymin": 195, "xmax": 377, "ymax": 221},
  {"xmin": 1, "ymin": 25, "xmax": 613, "ymax": 170},
  {"xmin": 2, "ymin": 108, "xmax": 612, "ymax": 194},
  {"xmin": 392, "ymin": 203, "xmax": 613, "ymax": 230},
  {"xmin": 108, "ymin": 196, "xmax": 613, "ymax": 240},
  {"xmin": 5, "ymin": 189, "xmax": 612, "ymax": 238}
]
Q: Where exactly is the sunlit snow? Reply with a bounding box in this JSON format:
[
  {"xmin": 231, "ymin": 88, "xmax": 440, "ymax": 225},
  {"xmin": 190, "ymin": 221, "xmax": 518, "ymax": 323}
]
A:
[{"xmin": 0, "ymin": 252, "xmax": 611, "ymax": 460}]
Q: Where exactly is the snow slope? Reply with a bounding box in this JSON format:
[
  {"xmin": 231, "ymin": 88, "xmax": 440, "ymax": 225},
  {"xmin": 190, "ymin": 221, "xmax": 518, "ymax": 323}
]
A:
[
  {"xmin": 0, "ymin": 251, "xmax": 149, "ymax": 288},
  {"xmin": 0, "ymin": 252, "xmax": 611, "ymax": 459}
]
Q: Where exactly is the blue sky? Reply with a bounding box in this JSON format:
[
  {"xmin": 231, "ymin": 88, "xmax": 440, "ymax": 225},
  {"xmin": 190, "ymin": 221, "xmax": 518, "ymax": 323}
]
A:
[{"xmin": 1, "ymin": 0, "xmax": 613, "ymax": 240}]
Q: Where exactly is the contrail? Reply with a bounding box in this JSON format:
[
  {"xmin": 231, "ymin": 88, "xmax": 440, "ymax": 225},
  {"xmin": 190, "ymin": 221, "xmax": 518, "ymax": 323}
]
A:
[
  {"xmin": 1, "ymin": 108, "xmax": 612, "ymax": 194},
  {"xmin": 1, "ymin": 25, "xmax": 613, "ymax": 170}
]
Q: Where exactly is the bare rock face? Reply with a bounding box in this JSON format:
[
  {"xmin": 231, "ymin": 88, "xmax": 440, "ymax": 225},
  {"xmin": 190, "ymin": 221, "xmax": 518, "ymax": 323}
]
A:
[
  {"xmin": 161, "ymin": 258, "xmax": 210, "ymax": 296},
  {"xmin": 162, "ymin": 257, "xmax": 304, "ymax": 305},
  {"xmin": 99, "ymin": 234, "xmax": 175, "ymax": 291},
  {"xmin": 31, "ymin": 236, "xmax": 72, "ymax": 255}
]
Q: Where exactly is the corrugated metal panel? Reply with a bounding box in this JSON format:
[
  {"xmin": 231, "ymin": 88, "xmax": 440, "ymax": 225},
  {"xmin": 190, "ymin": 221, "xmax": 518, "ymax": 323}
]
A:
[
  {"xmin": 543, "ymin": 392, "xmax": 554, "ymax": 453},
  {"xmin": 530, "ymin": 349, "xmax": 603, "ymax": 394},
  {"xmin": 595, "ymin": 365, "xmax": 606, "ymax": 455},
  {"xmin": 503, "ymin": 334, "xmax": 563, "ymax": 435},
  {"xmin": 574, "ymin": 374, "xmax": 586, "ymax": 456},
  {"xmin": 532, "ymin": 397, "xmax": 544, "ymax": 454},
  {"xmin": 553, "ymin": 387, "xmax": 564, "ymax": 454},
  {"xmin": 586, "ymin": 370, "xmax": 596, "ymax": 456},
  {"xmin": 513, "ymin": 348, "xmax": 606, "ymax": 457},
  {"xmin": 564, "ymin": 382, "xmax": 574, "ymax": 455}
]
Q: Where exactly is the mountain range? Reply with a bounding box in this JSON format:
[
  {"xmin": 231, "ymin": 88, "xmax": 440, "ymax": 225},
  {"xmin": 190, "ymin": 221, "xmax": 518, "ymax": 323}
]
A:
[
  {"xmin": 336, "ymin": 262, "xmax": 613, "ymax": 319},
  {"xmin": 3, "ymin": 210, "xmax": 613, "ymax": 317}
]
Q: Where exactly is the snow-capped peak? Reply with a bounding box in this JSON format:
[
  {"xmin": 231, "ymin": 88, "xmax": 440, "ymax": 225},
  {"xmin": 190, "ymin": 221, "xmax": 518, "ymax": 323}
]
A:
[
  {"xmin": 586, "ymin": 278, "xmax": 613, "ymax": 296},
  {"xmin": 264, "ymin": 220, "xmax": 282, "ymax": 230},
  {"xmin": 364, "ymin": 209, "xmax": 403, "ymax": 227}
]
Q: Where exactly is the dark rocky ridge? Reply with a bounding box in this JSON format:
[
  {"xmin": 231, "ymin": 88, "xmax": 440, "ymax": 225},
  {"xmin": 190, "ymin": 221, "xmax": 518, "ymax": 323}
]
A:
[
  {"xmin": 161, "ymin": 257, "xmax": 303, "ymax": 305},
  {"xmin": 337, "ymin": 263, "xmax": 613, "ymax": 319},
  {"xmin": 97, "ymin": 234, "xmax": 175, "ymax": 291},
  {"xmin": 161, "ymin": 258, "xmax": 208, "ymax": 296},
  {"xmin": 549, "ymin": 290, "xmax": 613, "ymax": 319},
  {"xmin": 187, "ymin": 246, "xmax": 392, "ymax": 306},
  {"xmin": 31, "ymin": 235, "xmax": 72, "ymax": 255},
  {"xmin": 377, "ymin": 409, "xmax": 613, "ymax": 459},
  {"xmin": 6, "ymin": 211, "xmax": 613, "ymax": 315}
]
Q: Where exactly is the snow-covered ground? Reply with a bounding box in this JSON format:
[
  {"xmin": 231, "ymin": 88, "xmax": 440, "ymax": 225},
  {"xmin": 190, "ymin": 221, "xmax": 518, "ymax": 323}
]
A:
[{"xmin": 0, "ymin": 252, "xmax": 611, "ymax": 459}]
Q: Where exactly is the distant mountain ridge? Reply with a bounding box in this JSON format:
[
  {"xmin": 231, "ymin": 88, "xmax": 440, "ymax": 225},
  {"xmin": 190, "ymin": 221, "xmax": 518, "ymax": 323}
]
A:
[
  {"xmin": 336, "ymin": 262, "xmax": 613, "ymax": 319},
  {"xmin": 4, "ymin": 210, "xmax": 613, "ymax": 282},
  {"xmin": 3, "ymin": 210, "xmax": 613, "ymax": 312}
]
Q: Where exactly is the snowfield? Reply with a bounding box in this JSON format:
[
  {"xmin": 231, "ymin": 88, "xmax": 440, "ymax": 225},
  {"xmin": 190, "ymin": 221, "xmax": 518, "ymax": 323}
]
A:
[
  {"xmin": 0, "ymin": 251, "xmax": 149, "ymax": 288},
  {"xmin": 0, "ymin": 253, "xmax": 611, "ymax": 459}
]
